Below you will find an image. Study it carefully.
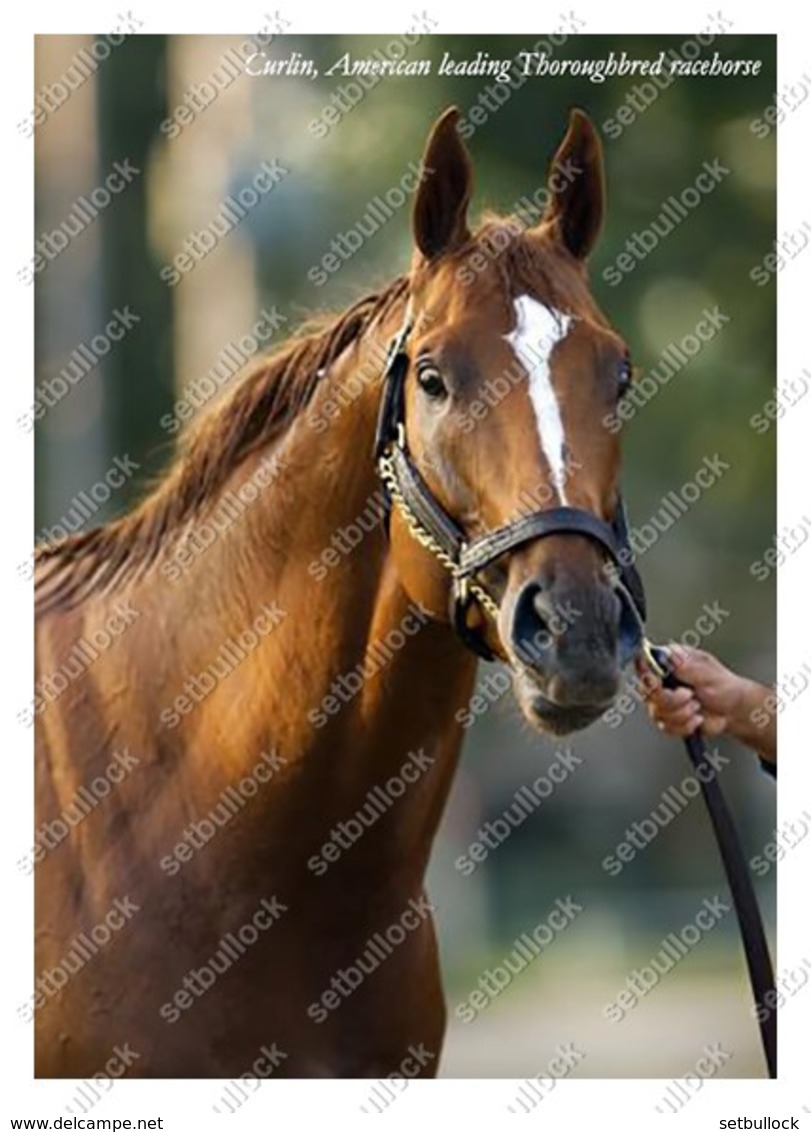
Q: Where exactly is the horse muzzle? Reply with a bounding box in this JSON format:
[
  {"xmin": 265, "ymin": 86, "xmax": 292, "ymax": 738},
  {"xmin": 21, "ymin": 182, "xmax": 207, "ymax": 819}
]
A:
[{"xmin": 502, "ymin": 571, "xmax": 644, "ymax": 735}]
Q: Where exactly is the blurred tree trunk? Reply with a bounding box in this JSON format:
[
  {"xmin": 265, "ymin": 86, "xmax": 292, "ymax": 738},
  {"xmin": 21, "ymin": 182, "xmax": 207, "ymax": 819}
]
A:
[{"xmin": 97, "ymin": 35, "xmax": 174, "ymax": 502}]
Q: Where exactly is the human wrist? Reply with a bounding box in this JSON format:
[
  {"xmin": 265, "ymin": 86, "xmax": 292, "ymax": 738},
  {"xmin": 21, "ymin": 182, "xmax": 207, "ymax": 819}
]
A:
[{"xmin": 727, "ymin": 677, "xmax": 775, "ymax": 757}]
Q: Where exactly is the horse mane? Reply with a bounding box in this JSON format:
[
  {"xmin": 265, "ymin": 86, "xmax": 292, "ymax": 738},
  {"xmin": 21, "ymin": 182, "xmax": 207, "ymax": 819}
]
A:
[{"xmin": 36, "ymin": 276, "xmax": 409, "ymax": 613}]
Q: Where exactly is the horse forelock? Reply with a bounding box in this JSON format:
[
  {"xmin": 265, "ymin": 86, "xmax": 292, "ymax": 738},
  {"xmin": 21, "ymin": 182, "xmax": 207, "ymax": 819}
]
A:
[{"xmin": 469, "ymin": 216, "xmax": 608, "ymax": 324}]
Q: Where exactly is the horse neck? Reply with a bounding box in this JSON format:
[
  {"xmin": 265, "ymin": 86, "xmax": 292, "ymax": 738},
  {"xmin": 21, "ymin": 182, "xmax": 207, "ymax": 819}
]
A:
[{"xmin": 135, "ymin": 309, "xmax": 478, "ymax": 882}]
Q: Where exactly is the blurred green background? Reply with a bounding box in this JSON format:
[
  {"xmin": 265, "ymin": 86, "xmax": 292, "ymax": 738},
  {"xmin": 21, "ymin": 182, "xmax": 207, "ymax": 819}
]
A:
[{"xmin": 34, "ymin": 33, "xmax": 776, "ymax": 1077}]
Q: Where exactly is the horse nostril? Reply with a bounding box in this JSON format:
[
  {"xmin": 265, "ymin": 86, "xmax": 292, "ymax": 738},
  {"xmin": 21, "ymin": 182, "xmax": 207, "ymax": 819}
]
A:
[
  {"xmin": 532, "ymin": 587, "xmax": 565, "ymax": 638},
  {"xmin": 512, "ymin": 581, "xmax": 559, "ymax": 667}
]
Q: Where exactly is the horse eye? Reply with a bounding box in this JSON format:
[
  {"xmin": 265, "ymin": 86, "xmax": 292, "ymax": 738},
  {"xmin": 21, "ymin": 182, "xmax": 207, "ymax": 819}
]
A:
[
  {"xmin": 618, "ymin": 357, "xmax": 633, "ymax": 399},
  {"xmin": 416, "ymin": 361, "xmax": 448, "ymax": 400}
]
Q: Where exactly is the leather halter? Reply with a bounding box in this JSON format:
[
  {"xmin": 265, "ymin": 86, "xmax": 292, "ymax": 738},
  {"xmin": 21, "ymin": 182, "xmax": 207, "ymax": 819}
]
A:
[{"xmin": 373, "ymin": 305, "xmax": 647, "ymax": 661}]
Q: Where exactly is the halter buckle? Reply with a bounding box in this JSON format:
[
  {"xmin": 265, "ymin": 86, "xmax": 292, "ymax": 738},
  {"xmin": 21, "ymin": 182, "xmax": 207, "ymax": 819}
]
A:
[
  {"xmin": 455, "ymin": 572, "xmax": 470, "ymax": 604},
  {"xmin": 642, "ymin": 639, "xmax": 670, "ymax": 679}
]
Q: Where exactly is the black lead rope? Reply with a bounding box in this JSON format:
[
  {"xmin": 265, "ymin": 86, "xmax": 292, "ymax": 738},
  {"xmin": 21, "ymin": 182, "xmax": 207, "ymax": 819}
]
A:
[{"xmin": 648, "ymin": 645, "xmax": 777, "ymax": 1079}]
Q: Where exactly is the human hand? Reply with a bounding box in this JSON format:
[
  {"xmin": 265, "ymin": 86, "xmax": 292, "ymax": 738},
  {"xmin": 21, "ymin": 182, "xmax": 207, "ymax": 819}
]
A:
[{"xmin": 638, "ymin": 644, "xmax": 750, "ymax": 739}]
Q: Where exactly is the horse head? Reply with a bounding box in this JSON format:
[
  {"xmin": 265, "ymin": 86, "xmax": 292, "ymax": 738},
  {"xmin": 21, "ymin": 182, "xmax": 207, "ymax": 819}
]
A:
[{"xmin": 383, "ymin": 107, "xmax": 643, "ymax": 736}]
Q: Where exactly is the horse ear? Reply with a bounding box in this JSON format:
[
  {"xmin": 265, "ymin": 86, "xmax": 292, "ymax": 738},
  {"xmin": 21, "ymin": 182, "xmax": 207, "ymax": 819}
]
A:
[
  {"xmin": 413, "ymin": 107, "xmax": 472, "ymax": 261},
  {"xmin": 542, "ymin": 109, "xmax": 605, "ymax": 261}
]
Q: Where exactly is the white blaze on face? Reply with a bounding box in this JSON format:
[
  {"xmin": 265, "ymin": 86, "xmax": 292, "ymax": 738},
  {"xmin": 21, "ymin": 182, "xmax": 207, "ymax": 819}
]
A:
[{"xmin": 504, "ymin": 295, "xmax": 573, "ymax": 505}]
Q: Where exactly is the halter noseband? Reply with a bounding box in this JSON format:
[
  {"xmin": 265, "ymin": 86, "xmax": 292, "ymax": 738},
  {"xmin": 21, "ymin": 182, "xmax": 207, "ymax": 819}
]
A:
[{"xmin": 373, "ymin": 304, "xmax": 647, "ymax": 661}]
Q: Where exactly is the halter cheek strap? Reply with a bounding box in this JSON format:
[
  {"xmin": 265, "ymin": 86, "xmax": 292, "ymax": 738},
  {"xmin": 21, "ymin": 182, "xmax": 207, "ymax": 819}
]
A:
[{"xmin": 373, "ymin": 304, "xmax": 647, "ymax": 661}]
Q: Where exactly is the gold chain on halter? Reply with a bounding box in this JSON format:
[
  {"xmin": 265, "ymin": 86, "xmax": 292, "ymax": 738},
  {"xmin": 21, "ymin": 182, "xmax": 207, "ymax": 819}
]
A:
[{"xmin": 377, "ymin": 445, "xmax": 501, "ymax": 624}]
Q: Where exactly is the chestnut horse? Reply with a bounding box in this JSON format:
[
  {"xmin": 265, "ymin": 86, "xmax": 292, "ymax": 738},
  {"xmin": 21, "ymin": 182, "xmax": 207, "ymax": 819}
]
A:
[{"xmin": 33, "ymin": 108, "xmax": 640, "ymax": 1077}]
